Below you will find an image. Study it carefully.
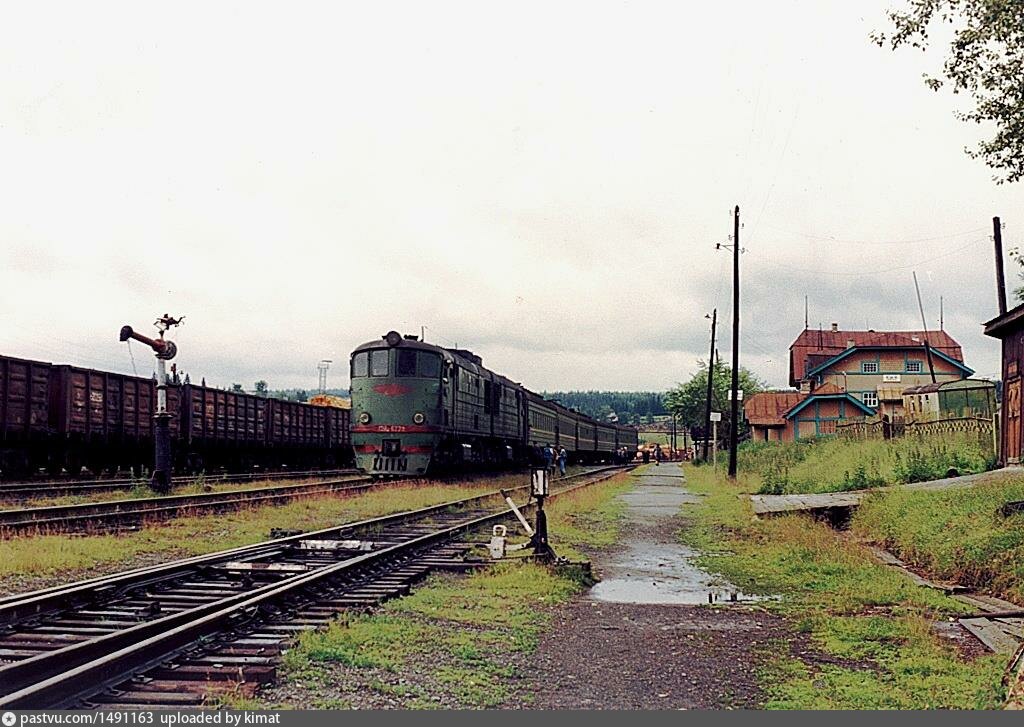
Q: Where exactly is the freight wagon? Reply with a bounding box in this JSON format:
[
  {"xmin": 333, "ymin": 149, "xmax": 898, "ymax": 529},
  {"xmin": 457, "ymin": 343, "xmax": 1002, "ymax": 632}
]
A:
[{"xmin": 0, "ymin": 354, "xmax": 352, "ymax": 479}]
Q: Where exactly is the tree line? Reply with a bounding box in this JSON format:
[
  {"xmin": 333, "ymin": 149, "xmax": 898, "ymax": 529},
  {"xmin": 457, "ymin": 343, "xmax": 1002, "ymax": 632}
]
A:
[{"xmin": 542, "ymin": 391, "xmax": 668, "ymax": 425}]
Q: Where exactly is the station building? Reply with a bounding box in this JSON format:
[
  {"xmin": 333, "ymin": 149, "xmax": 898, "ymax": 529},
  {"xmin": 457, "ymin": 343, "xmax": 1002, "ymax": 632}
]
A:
[{"xmin": 745, "ymin": 323, "xmax": 973, "ymax": 442}]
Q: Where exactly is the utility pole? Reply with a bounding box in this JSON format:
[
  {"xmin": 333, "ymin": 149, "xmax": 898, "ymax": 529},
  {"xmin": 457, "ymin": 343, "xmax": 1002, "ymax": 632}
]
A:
[
  {"xmin": 994, "ymin": 216, "xmax": 1008, "ymax": 316},
  {"xmin": 912, "ymin": 272, "xmax": 937, "ymax": 384},
  {"xmin": 702, "ymin": 309, "xmax": 717, "ymax": 463},
  {"xmin": 729, "ymin": 205, "xmax": 740, "ymax": 479}
]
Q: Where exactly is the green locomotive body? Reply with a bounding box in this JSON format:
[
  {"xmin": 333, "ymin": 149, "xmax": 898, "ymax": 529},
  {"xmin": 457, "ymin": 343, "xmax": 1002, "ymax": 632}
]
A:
[{"xmin": 350, "ymin": 331, "xmax": 638, "ymax": 476}]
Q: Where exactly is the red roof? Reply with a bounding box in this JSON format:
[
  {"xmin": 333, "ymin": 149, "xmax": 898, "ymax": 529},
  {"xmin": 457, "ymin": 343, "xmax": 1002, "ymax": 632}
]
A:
[
  {"xmin": 789, "ymin": 328, "xmax": 964, "ymax": 385},
  {"xmin": 744, "ymin": 391, "xmax": 805, "ymax": 426}
]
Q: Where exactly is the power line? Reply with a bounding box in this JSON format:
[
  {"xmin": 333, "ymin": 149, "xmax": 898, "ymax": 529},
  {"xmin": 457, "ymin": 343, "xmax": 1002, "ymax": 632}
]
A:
[
  {"xmin": 748, "ymin": 238, "xmax": 985, "ymax": 277},
  {"xmin": 758, "ymin": 225, "xmax": 987, "ymax": 246}
]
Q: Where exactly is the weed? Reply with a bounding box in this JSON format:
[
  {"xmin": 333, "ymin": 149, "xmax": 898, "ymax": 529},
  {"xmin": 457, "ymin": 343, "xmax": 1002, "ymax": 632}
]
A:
[
  {"xmin": 681, "ymin": 464, "xmax": 1006, "ymax": 709},
  {"xmin": 746, "ymin": 433, "xmax": 994, "ymax": 495}
]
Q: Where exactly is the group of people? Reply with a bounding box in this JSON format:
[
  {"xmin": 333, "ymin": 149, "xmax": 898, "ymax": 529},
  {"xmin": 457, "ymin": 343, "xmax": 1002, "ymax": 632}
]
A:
[
  {"xmin": 532, "ymin": 442, "xmax": 569, "ymax": 476},
  {"xmin": 639, "ymin": 443, "xmax": 663, "ymax": 465}
]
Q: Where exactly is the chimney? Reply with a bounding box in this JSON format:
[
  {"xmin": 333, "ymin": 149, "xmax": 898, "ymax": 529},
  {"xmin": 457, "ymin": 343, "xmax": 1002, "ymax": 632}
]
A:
[
  {"xmin": 846, "ymin": 339, "xmax": 855, "ymax": 349},
  {"xmin": 799, "ymin": 379, "xmax": 813, "ymax": 394},
  {"xmin": 830, "ymin": 322, "xmax": 838, "ymax": 332}
]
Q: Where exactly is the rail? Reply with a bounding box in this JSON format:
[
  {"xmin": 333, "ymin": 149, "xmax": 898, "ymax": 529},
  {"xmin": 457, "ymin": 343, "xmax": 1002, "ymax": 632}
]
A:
[
  {"xmin": 0, "ymin": 469, "xmax": 358, "ymax": 500},
  {"xmin": 0, "ymin": 465, "xmax": 632, "ymax": 708}
]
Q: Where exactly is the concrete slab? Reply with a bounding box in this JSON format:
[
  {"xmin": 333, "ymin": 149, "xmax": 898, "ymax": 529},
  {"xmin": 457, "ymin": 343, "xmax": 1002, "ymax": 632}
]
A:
[
  {"xmin": 750, "ymin": 468, "xmax": 1023, "ymax": 516},
  {"xmin": 589, "ymin": 464, "xmax": 761, "ymax": 605}
]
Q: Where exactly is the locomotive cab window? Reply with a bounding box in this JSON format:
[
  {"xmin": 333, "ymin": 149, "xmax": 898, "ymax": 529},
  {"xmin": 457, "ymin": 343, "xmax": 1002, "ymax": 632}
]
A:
[
  {"xmin": 418, "ymin": 352, "xmax": 441, "ymax": 378},
  {"xmin": 352, "ymin": 352, "xmax": 369, "ymax": 378},
  {"xmin": 370, "ymin": 349, "xmax": 389, "ymax": 376},
  {"xmin": 397, "ymin": 349, "xmax": 417, "ymax": 377}
]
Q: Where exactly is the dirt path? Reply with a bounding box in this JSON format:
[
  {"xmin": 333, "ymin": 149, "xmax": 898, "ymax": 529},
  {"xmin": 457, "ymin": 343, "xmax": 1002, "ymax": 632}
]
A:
[{"xmin": 514, "ymin": 464, "xmax": 789, "ymax": 709}]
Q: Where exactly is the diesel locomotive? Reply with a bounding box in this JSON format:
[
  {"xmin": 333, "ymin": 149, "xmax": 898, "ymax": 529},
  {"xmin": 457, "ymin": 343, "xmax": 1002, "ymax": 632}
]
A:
[{"xmin": 350, "ymin": 331, "xmax": 638, "ymax": 476}]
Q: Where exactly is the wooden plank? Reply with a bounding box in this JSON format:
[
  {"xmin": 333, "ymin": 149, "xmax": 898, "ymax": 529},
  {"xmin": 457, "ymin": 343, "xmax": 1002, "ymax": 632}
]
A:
[
  {"xmin": 960, "ymin": 618, "xmax": 1021, "ymax": 654},
  {"xmin": 866, "ymin": 546, "xmax": 965, "ymax": 592},
  {"xmin": 995, "ymin": 618, "xmax": 1024, "ymax": 639}
]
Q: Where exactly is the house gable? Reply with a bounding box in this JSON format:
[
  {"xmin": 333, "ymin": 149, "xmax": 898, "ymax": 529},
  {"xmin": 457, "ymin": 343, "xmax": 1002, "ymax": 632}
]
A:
[{"xmin": 805, "ymin": 346, "xmax": 974, "ymax": 379}]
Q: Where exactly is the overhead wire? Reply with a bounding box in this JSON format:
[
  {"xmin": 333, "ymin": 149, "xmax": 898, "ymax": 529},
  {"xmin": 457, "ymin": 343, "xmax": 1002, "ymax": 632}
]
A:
[
  {"xmin": 747, "ymin": 238, "xmax": 986, "ymax": 278},
  {"xmin": 758, "ymin": 225, "xmax": 988, "ymax": 246}
]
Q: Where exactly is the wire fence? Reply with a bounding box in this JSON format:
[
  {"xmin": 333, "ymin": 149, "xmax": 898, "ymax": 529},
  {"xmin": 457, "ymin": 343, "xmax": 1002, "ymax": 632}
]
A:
[{"xmin": 837, "ymin": 414, "xmax": 996, "ymax": 448}]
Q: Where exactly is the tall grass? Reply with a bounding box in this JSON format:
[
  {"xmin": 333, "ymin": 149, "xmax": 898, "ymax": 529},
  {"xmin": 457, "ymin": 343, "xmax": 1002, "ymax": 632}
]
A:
[
  {"xmin": 680, "ymin": 464, "xmax": 1006, "ymax": 709},
  {"xmin": 853, "ymin": 474, "xmax": 1024, "ymax": 602},
  {"xmin": 744, "ymin": 434, "xmax": 996, "ymax": 495}
]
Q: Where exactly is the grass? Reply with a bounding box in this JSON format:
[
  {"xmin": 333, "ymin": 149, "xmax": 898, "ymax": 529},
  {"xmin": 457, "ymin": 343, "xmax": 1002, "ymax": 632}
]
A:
[
  {"xmin": 680, "ymin": 464, "xmax": 1007, "ymax": 709},
  {"xmin": 853, "ymin": 472, "xmax": 1024, "ymax": 603},
  {"xmin": 264, "ymin": 471, "xmax": 633, "ymax": 708},
  {"xmin": 0, "ymin": 473, "xmax": 363, "ymax": 509},
  {"xmin": 742, "ymin": 433, "xmax": 996, "ymax": 495},
  {"xmin": 0, "ymin": 477, "xmax": 530, "ymax": 593}
]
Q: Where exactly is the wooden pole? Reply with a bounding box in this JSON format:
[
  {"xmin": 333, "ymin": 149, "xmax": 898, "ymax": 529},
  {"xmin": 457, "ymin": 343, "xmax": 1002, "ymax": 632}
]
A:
[
  {"xmin": 994, "ymin": 216, "xmax": 1007, "ymax": 316},
  {"xmin": 913, "ymin": 271, "xmax": 937, "ymax": 384},
  {"xmin": 702, "ymin": 309, "xmax": 717, "ymax": 463},
  {"xmin": 729, "ymin": 205, "xmax": 740, "ymax": 479}
]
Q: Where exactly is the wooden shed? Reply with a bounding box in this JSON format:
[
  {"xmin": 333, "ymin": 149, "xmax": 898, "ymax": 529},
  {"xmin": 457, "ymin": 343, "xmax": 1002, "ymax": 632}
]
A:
[{"xmin": 984, "ymin": 304, "xmax": 1024, "ymax": 464}]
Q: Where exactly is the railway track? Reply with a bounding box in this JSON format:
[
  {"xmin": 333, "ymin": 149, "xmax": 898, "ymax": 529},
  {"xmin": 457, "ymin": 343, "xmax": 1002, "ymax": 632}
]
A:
[
  {"xmin": 0, "ymin": 469, "xmax": 358, "ymax": 501},
  {"xmin": 0, "ymin": 475, "xmax": 374, "ymax": 536},
  {"xmin": 0, "ymin": 465, "xmax": 631, "ymax": 709}
]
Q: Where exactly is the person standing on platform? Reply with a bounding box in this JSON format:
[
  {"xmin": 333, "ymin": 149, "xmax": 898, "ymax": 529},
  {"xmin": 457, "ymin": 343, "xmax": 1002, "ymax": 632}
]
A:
[{"xmin": 558, "ymin": 446, "xmax": 567, "ymax": 477}]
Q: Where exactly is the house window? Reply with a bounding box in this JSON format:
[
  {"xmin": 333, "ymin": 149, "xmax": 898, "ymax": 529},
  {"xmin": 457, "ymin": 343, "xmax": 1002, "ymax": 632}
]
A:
[
  {"xmin": 862, "ymin": 391, "xmax": 879, "ymax": 408},
  {"xmin": 906, "ymin": 360, "xmax": 923, "ymax": 373},
  {"xmin": 861, "ymin": 362, "xmax": 879, "ymax": 374}
]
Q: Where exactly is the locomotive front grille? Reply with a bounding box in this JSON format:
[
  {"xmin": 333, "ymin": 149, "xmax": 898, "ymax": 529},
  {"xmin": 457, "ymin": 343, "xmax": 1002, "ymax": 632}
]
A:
[{"xmin": 372, "ymin": 455, "xmax": 408, "ymax": 472}]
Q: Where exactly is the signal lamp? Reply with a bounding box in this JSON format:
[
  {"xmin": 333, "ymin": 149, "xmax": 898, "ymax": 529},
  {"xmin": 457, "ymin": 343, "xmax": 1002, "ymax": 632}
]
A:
[
  {"xmin": 384, "ymin": 331, "xmax": 402, "ymax": 347},
  {"xmin": 413, "ymin": 412, "xmax": 425, "ymax": 424},
  {"xmin": 358, "ymin": 412, "xmax": 371, "ymax": 424}
]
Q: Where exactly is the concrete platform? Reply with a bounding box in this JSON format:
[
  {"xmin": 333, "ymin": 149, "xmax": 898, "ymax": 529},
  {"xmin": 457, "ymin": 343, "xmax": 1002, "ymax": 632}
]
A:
[{"xmin": 749, "ymin": 467, "xmax": 1023, "ymax": 516}]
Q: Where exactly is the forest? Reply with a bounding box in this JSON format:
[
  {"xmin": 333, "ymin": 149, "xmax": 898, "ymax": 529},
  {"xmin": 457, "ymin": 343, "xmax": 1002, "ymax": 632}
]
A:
[{"xmin": 541, "ymin": 391, "xmax": 668, "ymax": 425}]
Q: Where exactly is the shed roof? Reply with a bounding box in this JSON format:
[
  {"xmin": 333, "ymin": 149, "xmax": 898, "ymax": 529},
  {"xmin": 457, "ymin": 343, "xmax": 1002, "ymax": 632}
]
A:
[
  {"xmin": 903, "ymin": 383, "xmax": 944, "ymax": 395},
  {"xmin": 984, "ymin": 301, "xmax": 1024, "ymax": 338},
  {"xmin": 744, "ymin": 391, "xmax": 805, "ymax": 426},
  {"xmin": 789, "ymin": 328, "xmax": 964, "ymax": 385},
  {"xmin": 904, "ymin": 378, "xmax": 996, "ymax": 395}
]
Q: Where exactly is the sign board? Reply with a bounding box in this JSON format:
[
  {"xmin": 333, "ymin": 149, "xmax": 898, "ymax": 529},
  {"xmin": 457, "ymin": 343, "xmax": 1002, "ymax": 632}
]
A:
[
  {"xmin": 727, "ymin": 389, "xmax": 744, "ymax": 400},
  {"xmin": 709, "ymin": 412, "xmax": 722, "ymax": 422},
  {"xmin": 882, "ymin": 374, "xmax": 901, "ymax": 383}
]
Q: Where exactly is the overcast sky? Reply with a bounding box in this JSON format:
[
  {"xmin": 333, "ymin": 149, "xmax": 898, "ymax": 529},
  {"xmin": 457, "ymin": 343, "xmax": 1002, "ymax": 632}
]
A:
[{"xmin": 2, "ymin": 1, "xmax": 1022, "ymax": 394}]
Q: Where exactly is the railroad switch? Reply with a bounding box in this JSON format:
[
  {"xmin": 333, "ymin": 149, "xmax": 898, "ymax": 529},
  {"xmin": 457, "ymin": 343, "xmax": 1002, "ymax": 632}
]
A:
[{"xmin": 493, "ymin": 468, "xmax": 556, "ymax": 562}]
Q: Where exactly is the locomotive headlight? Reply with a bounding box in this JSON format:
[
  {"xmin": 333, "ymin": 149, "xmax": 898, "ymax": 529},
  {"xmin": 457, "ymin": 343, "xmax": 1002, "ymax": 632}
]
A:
[
  {"xmin": 358, "ymin": 412, "xmax": 371, "ymax": 424},
  {"xmin": 413, "ymin": 412, "xmax": 425, "ymax": 425}
]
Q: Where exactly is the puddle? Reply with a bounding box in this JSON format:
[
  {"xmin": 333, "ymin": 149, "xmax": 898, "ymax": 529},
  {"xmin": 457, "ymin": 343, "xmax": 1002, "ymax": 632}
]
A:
[{"xmin": 589, "ymin": 463, "xmax": 763, "ymax": 606}]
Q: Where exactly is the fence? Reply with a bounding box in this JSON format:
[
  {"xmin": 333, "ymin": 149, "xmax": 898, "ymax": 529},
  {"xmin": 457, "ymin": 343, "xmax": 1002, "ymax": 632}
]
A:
[{"xmin": 837, "ymin": 414, "xmax": 997, "ymax": 454}]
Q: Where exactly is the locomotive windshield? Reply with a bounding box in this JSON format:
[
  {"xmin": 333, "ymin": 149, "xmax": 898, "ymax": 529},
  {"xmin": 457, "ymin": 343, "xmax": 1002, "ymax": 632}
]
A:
[
  {"xmin": 370, "ymin": 350, "xmax": 389, "ymax": 376},
  {"xmin": 352, "ymin": 352, "xmax": 369, "ymax": 377},
  {"xmin": 418, "ymin": 352, "xmax": 441, "ymax": 378},
  {"xmin": 396, "ymin": 350, "xmax": 441, "ymax": 378},
  {"xmin": 352, "ymin": 348, "xmax": 440, "ymax": 378}
]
